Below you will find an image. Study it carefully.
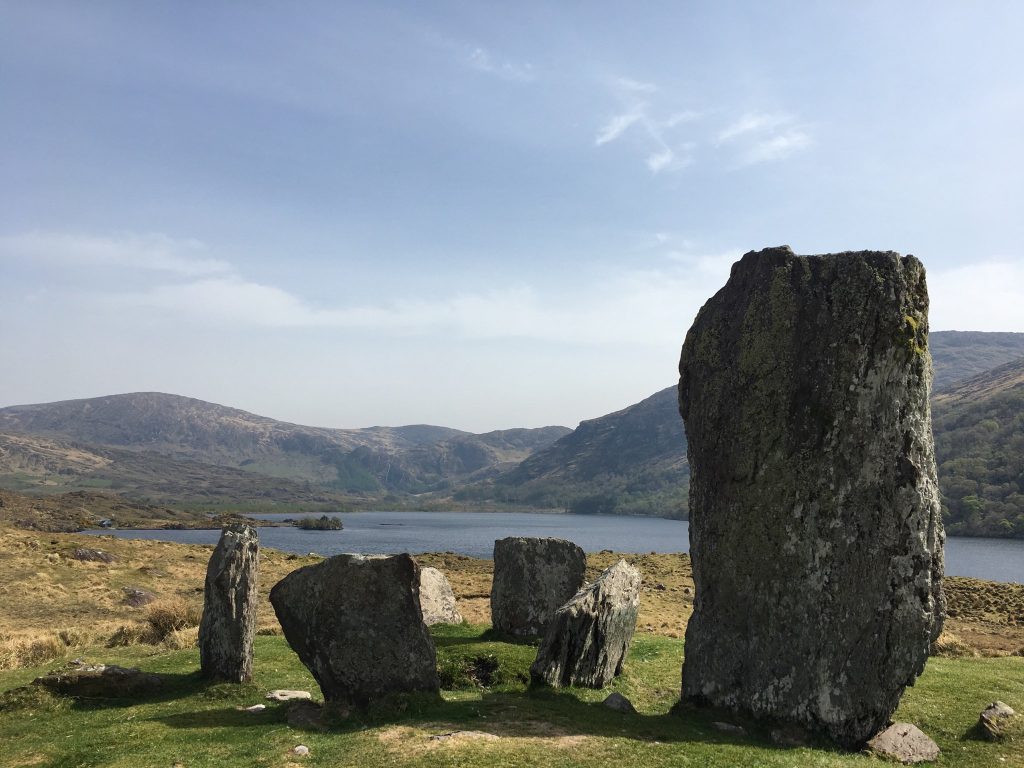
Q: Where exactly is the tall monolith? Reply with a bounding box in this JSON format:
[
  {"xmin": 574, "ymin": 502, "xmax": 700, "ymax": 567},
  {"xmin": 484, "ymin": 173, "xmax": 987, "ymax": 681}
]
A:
[
  {"xmin": 678, "ymin": 247, "xmax": 944, "ymax": 749},
  {"xmin": 198, "ymin": 524, "xmax": 259, "ymax": 682}
]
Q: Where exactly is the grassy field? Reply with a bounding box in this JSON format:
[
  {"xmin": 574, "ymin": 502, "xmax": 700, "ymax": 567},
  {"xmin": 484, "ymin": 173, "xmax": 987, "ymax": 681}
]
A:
[
  {"xmin": 0, "ymin": 525, "xmax": 1022, "ymax": 766},
  {"xmin": 0, "ymin": 627, "xmax": 1021, "ymax": 768}
]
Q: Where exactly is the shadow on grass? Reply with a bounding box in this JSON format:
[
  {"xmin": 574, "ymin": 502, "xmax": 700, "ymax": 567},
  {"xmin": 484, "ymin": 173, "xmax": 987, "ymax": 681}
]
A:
[
  {"xmin": 161, "ymin": 683, "xmax": 836, "ymax": 754},
  {"xmin": 65, "ymin": 672, "xmax": 262, "ymax": 711},
  {"xmin": 432, "ymin": 627, "xmax": 539, "ymax": 648}
]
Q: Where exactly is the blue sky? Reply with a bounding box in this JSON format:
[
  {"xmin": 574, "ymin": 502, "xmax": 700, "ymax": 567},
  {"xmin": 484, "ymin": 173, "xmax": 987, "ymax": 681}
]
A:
[{"xmin": 2, "ymin": 1, "xmax": 1023, "ymax": 430}]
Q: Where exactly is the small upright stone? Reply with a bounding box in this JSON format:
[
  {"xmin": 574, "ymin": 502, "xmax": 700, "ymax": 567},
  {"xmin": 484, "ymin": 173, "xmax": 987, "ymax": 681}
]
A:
[
  {"xmin": 199, "ymin": 524, "xmax": 259, "ymax": 682},
  {"xmin": 530, "ymin": 559, "xmax": 641, "ymax": 688},
  {"xmin": 679, "ymin": 248, "xmax": 945, "ymax": 748},
  {"xmin": 419, "ymin": 567, "xmax": 463, "ymax": 626},
  {"xmin": 490, "ymin": 537, "xmax": 586, "ymax": 637},
  {"xmin": 270, "ymin": 553, "xmax": 439, "ymax": 706}
]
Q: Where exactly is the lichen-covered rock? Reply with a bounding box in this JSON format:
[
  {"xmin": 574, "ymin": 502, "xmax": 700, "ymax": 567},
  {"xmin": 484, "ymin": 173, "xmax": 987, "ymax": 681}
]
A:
[
  {"xmin": 978, "ymin": 700, "xmax": 1016, "ymax": 740},
  {"xmin": 866, "ymin": 723, "xmax": 940, "ymax": 763},
  {"xmin": 490, "ymin": 537, "xmax": 586, "ymax": 637},
  {"xmin": 270, "ymin": 553, "xmax": 439, "ymax": 706},
  {"xmin": 678, "ymin": 247, "xmax": 945, "ymax": 749},
  {"xmin": 198, "ymin": 524, "xmax": 259, "ymax": 682},
  {"xmin": 530, "ymin": 559, "xmax": 641, "ymax": 688},
  {"xmin": 419, "ymin": 566, "xmax": 463, "ymax": 626}
]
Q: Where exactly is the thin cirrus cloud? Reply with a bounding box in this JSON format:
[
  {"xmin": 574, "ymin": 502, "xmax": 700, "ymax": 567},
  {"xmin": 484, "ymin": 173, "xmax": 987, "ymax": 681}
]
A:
[
  {"xmin": 593, "ymin": 79, "xmax": 700, "ymax": 175},
  {"xmin": 715, "ymin": 111, "xmax": 812, "ymax": 166},
  {"xmin": 466, "ymin": 46, "xmax": 535, "ymax": 82},
  {"xmin": 0, "ymin": 231, "xmax": 231, "ymax": 277}
]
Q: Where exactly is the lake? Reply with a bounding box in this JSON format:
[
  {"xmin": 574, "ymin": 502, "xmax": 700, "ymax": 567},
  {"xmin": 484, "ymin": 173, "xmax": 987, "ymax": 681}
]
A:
[{"xmin": 86, "ymin": 510, "xmax": 1024, "ymax": 584}]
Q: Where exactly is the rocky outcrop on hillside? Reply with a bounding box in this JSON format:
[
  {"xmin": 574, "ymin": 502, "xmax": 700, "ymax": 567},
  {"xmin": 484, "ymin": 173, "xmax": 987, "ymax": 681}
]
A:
[{"xmin": 678, "ymin": 247, "xmax": 945, "ymax": 748}]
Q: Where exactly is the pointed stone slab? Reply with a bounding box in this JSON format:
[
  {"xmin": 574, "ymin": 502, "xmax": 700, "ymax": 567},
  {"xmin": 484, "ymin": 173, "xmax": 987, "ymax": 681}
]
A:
[
  {"xmin": 531, "ymin": 559, "xmax": 641, "ymax": 688},
  {"xmin": 419, "ymin": 566, "xmax": 463, "ymax": 626},
  {"xmin": 678, "ymin": 247, "xmax": 945, "ymax": 749},
  {"xmin": 199, "ymin": 524, "xmax": 259, "ymax": 682}
]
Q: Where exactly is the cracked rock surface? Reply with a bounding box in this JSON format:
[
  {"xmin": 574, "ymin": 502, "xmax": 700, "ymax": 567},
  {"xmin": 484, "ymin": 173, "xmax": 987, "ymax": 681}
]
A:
[
  {"xmin": 199, "ymin": 524, "xmax": 259, "ymax": 683},
  {"xmin": 678, "ymin": 247, "xmax": 945, "ymax": 748}
]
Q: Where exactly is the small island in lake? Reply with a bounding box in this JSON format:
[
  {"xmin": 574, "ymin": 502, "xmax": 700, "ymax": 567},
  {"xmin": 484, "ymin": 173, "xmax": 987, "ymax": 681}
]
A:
[{"xmin": 292, "ymin": 515, "xmax": 343, "ymax": 531}]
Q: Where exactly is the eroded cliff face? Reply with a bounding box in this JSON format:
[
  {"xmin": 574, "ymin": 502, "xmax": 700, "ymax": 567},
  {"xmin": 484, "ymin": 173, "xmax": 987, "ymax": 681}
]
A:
[{"xmin": 678, "ymin": 246, "xmax": 945, "ymax": 749}]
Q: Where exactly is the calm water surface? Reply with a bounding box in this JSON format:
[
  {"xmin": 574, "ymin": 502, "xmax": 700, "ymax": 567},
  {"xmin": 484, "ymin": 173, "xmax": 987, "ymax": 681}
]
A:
[{"xmin": 86, "ymin": 510, "xmax": 1024, "ymax": 584}]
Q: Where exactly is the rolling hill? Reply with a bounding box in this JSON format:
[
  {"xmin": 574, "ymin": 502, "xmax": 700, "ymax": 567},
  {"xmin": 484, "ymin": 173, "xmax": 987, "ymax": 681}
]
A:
[
  {"xmin": 932, "ymin": 357, "xmax": 1024, "ymax": 537},
  {"xmin": 0, "ymin": 393, "xmax": 569, "ymax": 501}
]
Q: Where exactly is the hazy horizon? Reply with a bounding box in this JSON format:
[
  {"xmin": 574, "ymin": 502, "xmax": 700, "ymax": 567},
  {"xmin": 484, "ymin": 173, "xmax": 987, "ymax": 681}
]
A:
[{"xmin": 3, "ymin": 2, "xmax": 1023, "ymax": 431}]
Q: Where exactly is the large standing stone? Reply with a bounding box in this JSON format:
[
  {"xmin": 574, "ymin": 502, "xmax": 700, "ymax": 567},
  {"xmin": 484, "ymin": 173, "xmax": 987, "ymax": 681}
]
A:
[
  {"xmin": 530, "ymin": 559, "xmax": 641, "ymax": 688},
  {"xmin": 419, "ymin": 566, "xmax": 463, "ymax": 626},
  {"xmin": 678, "ymin": 247, "xmax": 945, "ymax": 749},
  {"xmin": 490, "ymin": 537, "xmax": 586, "ymax": 637},
  {"xmin": 199, "ymin": 524, "xmax": 259, "ymax": 682},
  {"xmin": 269, "ymin": 553, "xmax": 439, "ymax": 706}
]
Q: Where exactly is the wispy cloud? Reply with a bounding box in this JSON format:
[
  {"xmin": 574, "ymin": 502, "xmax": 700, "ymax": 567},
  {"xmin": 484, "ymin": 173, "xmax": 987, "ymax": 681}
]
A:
[
  {"xmin": 594, "ymin": 78, "xmax": 700, "ymax": 175},
  {"xmin": 714, "ymin": 111, "xmax": 812, "ymax": 166},
  {"xmin": 614, "ymin": 76, "xmax": 657, "ymax": 94},
  {"xmin": 0, "ymin": 231, "xmax": 230, "ymax": 276},
  {"xmin": 467, "ymin": 47, "xmax": 535, "ymax": 82},
  {"xmin": 595, "ymin": 108, "xmax": 645, "ymax": 146}
]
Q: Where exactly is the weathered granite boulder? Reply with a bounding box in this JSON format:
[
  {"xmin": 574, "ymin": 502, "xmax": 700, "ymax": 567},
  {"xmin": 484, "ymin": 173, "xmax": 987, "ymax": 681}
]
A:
[
  {"xmin": 866, "ymin": 723, "xmax": 940, "ymax": 764},
  {"xmin": 33, "ymin": 662, "xmax": 163, "ymax": 698},
  {"xmin": 419, "ymin": 567, "xmax": 463, "ymax": 625},
  {"xmin": 490, "ymin": 537, "xmax": 586, "ymax": 637},
  {"xmin": 198, "ymin": 524, "xmax": 259, "ymax": 682},
  {"xmin": 978, "ymin": 700, "xmax": 1016, "ymax": 740},
  {"xmin": 270, "ymin": 553, "xmax": 439, "ymax": 706},
  {"xmin": 530, "ymin": 559, "xmax": 641, "ymax": 688},
  {"xmin": 72, "ymin": 548, "xmax": 116, "ymax": 563},
  {"xmin": 678, "ymin": 247, "xmax": 945, "ymax": 749}
]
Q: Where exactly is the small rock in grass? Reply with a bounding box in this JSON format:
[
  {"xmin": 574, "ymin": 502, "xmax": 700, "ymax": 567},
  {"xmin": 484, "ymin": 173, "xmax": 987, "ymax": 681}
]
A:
[
  {"xmin": 266, "ymin": 689, "xmax": 312, "ymax": 702},
  {"xmin": 291, "ymin": 745, "xmax": 310, "ymax": 756},
  {"xmin": 242, "ymin": 704, "xmax": 266, "ymax": 712},
  {"xmin": 979, "ymin": 701, "xmax": 1016, "ymax": 741},
  {"xmin": 712, "ymin": 721, "xmax": 747, "ymax": 736},
  {"xmin": 122, "ymin": 587, "xmax": 157, "ymax": 607},
  {"xmin": 72, "ymin": 548, "xmax": 116, "ymax": 563},
  {"xmin": 866, "ymin": 723, "xmax": 940, "ymax": 764},
  {"xmin": 602, "ymin": 692, "xmax": 637, "ymax": 713}
]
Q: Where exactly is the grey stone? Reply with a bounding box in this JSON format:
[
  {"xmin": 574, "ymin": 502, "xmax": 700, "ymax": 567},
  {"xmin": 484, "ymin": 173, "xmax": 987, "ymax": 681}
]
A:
[
  {"xmin": 270, "ymin": 553, "xmax": 439, "ymax": 706},
  {"xmin": 712, "ymin": 721, "xmax": 747, "ymax": 736},
  {"xmin": 866, "ymin": 723, "xmax": 940, "ymax": 763},
  {"xmin": 530, "ymin": 559, "xmax": 641, "ymax": 688},
  {"xmin": 72, "ymin": 548, "xmax": 115, "ymax": 563},
  {"xmin": 490, "ymin": 537, "xmax": 586, "ymax": 637},
  {"xmin": 678, "ymin": 247, "xmax": 945, "ymax": 749},
  {"xmin": 979, "ymin": 700, "xmax": 1016, "ymax": 741},
  {"xmin": 266, "ymin": 689, "xmax": 313, "ymax": 702},
  {"xmin": 122, "ymin": 586, "xmax": 156, "ymax": 607},
  {"xmin": 603, "ymin": 691, "xmax": 637, "ymax": 713},
  {"xmin": 419, "ymin": 566, "xmax": 463, "ymax": 626},
  {"xmin": 33, "ymin": 662, "xmax": 162, "ymax": 698},
  {"xmin": 199, "ymin": 524, "xmax": 259, "ymax": 682}
]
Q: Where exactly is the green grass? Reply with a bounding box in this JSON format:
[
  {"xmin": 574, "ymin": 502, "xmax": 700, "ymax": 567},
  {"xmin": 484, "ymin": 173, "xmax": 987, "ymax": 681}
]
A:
[{"xmin": 0, "ymin": 626, "xmax": 1020, "ymax": 768}]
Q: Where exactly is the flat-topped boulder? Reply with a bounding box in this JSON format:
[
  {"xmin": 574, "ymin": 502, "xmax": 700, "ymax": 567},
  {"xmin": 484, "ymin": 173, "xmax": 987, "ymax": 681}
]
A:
[
  {"xmin": 419, "ymin": 566, "xmax": 463, "ymax": 626},
  {"xmin": 270, "ymin": 553, "xmax": 439, "ymax": 707},
  {"xmin": 531, "ymin": 559, "xmax": 641, "ymax": 688},
  {"xmin": 33, "ymin": 662, "xmax": 163, "ymax": 698},
  {"xmin": 490, "ymin": 537, "xmax": 586, "ymax": 637},
  {"xmin": 199, "ymin": 524, "xmax": 259, "ymax": 682},
  {"xmin": 678, "ymin": 247, "xmax": 945, "ymax": 748}
]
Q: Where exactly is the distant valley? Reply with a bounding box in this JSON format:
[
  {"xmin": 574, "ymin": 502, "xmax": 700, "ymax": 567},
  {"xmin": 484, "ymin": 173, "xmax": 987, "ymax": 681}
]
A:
[{"xmin": 1, "ymin": 330, "xmax": 1023, "ymax": 538}]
